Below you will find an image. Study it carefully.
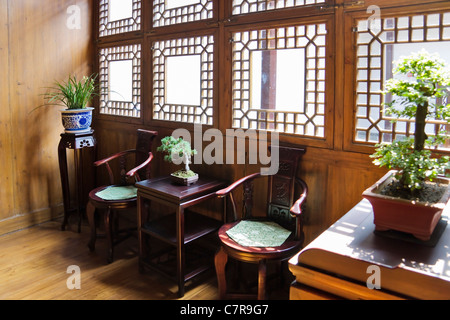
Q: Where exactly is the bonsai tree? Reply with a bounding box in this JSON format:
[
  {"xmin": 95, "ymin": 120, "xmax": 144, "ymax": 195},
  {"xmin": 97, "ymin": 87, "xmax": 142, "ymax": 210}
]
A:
[
  {"xmin": 371, "ymin": 50, "xmax": 450, "ymax": 194},
  {"xmin": 157, "ymin": 136, "xmax": 198, "ymax": 177}
]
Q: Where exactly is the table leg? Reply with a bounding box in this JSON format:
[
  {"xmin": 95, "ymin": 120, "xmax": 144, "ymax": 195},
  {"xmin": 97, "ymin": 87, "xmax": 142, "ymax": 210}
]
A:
[
  {"xmin": 137, "ymin": 195, "xmax": 146, "ymax": 273},
  {"xmin": 74, "ymin": 148, "xmax": 83, "ymax": 233},
  {"xmin": 176, "ymin": 207, "xmax": 185, "ymax": 297},
  {"xmin": 58, "ymin": 139, "xmax": 70, "ymax": 231},
  {"xmin": 87, "ymin": 201, "xmax": 96, "ymax": 252}
]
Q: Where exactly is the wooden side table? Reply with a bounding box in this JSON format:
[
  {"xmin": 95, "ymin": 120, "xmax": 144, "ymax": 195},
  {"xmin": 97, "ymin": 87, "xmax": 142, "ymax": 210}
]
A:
[
  {"xmin": 289, "ymin": 199, "xmax": 450, "ymax": 300},
  {"xmin": 136, "ymin": 176, "xmax": 227, "ymax": 297},
  {"xmin": 58, "ymin": 130, "xmax": 97, "ymax": 232}
]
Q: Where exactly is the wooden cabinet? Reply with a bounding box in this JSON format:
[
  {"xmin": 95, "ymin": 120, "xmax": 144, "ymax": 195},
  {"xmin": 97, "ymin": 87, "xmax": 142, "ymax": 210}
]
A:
[{"xmin": 289, "ymin": 200, "xmax": 450, "ymax": 300}]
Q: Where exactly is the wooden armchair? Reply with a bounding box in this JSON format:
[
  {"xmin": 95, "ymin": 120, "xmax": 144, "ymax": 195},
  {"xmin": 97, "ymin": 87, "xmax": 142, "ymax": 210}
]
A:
[
  {"xmin": 214, "ymin": 146, "xmax": 308, "ymax": 300},
  {"xmin": 86, "ymin": 129, "xmax": 157, "ymax": 263}
]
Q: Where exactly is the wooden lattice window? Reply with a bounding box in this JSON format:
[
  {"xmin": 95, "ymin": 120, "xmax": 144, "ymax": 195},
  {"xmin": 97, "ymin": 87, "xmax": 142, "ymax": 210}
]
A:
[
  {"xmin": 232, "ymin": 0, "xmax": 325, "ymax": 15},
  {"xmin": 354, "ymin": 11, "xmax": 450, "ymax": 146},
  {"xmin": 153, "ymin": 0, "xmax": 214, "ymax": 28},
  {"xmin": 232, "ymin": 23, "xmax": 327, "ymax": 137},
  {"xmin": 152, "ymin": 35, "xmax": 215, "ymax": 125},
  {"xmin": 99, "ymin": 0, "xmax": 141, "ymax": 37},
  {"xmin": 99, "ymin": 44, "xmax": 141, "ymax": 118}
]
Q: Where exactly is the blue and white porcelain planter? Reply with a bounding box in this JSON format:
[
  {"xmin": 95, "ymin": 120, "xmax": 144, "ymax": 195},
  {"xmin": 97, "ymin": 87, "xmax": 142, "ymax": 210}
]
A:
[{"xmin": 60, "ymin": 107, "xmax": 94, "ymax": 134}]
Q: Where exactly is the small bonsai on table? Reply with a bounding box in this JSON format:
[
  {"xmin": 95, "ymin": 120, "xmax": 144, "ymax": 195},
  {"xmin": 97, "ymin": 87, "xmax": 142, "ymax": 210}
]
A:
[{"xmin": 157, "ymin": 136, "xmax": 198, "ymax": 185}]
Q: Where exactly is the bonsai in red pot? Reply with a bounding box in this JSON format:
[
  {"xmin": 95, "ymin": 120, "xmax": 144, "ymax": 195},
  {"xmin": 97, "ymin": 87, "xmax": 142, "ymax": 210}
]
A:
[{"xmin": 363, "ymin": 50, "xmax": 450, "ymax": 241}]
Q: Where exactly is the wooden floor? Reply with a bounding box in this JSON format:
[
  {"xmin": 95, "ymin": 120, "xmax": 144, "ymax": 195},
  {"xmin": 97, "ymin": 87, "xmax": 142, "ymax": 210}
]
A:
[{"xmin": 0, "ymin": 216, "xmax": 291, "ymax": 300}]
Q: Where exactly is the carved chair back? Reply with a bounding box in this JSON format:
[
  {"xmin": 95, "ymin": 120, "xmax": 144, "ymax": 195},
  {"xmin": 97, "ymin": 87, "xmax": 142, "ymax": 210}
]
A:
[
  {"xmin": 231, "ymin": 146, "xmax": 306, "ymax": 238},
  {"xmin": 101, "ymin": 129, "xmax": 157, "ymax": 186}
]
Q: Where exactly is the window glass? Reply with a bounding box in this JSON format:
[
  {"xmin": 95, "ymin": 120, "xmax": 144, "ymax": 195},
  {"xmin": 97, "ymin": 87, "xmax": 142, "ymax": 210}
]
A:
[
  {"xmin": 109, "ymin": 60, "xmax": 133, "ymax": 102},
  {"xmin": 153, "ymin": 0, "xmax": 213, "ymax": 27},
  {"xmin": 354, "ymin": 12, "xmax": 450, "ymax": 146},
  {"xmin": 165, "ymin": 55, "xmax": 201, "ymax": 106},
  {"xmin": 99, "ymin": 0, "xmax": 141, "ymax": 37},
  {"xmin": 109, "ymin": 0, "xmax": 133, "ymax": 22},
  {"xmin": 152, "ymin": 35, "xmax": 215, "ymax": 125},
  {"xmin": 165, "ymin": 0, "xmax": 198, "ymax": 9},
  {"xmin": 250, "ymin": 49, "xmax": 305, "ymax": 112},
  {"xmin": 99, "ymin": 44, "xmax": 141, "ymax": 118},
  {"xmin": 232, "ymin": 0, "xmax": 325, "ymax": 15},
  {"xmin": 232, "ymin": 24, "xmax": 327, "ymax": 136}
]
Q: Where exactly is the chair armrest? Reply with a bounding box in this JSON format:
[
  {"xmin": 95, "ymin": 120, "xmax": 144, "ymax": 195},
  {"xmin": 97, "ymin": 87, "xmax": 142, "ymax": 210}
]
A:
[
  {"xmin": 126, "ymin": 152, "xmax": 153, "ymax": 180},
  {"xmin": 290, "ymin": 178, "xmax": 308, "ymax": 217},
  {"xmin": 216, "ymin": 172, "xmax": 261, "ymax": 197},
  {"xmin": 93, "ymin": 149, "xmax": 137, "ymax": 167},
  {"xmin": 93, "ymin": 149, "xmax": 140, "ymax": 185}
]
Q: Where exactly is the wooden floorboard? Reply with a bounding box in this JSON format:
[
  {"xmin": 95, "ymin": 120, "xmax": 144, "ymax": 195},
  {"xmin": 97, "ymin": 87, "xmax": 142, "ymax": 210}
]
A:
[
  {"xmin": 0, "ymin": 217, "xmax": 291, "ymax": 300},
  {"xmin": 0, "ymin": 218, "xmax": 219, "ymax": 300}
]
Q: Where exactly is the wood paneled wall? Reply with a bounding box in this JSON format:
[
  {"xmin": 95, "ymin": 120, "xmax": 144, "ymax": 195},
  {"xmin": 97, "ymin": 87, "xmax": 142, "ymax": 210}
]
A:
[{"xmin": 0, "ymin": 0, "xmax": 93, "ymax": 235}]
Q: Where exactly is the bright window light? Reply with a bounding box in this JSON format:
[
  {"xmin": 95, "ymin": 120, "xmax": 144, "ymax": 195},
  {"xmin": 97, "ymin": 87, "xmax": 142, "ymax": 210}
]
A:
[
  {"xmin": 165, "ymin": 55, "xmax": 201, "ymax": 106},
  {"xmin": 109, "ymin": 0, "xmax": 133, "ymax": 22},
  {"xmin": 109, "ymin": 60, "xmax": 133, "ymax": 102},
  {"xmin": 165, "ymin": 0, "xmax": 198, "ymax": 10}
]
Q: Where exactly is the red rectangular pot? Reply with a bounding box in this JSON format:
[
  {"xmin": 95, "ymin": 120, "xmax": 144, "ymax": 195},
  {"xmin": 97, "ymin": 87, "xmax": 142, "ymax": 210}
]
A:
[{"xmin": 362, "ymin": 170, "xmax": 450, "ymax": 241}]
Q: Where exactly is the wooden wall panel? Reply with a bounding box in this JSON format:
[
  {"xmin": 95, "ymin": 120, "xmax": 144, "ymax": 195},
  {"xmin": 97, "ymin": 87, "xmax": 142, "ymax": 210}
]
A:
[
  {"xmin": 0, "ymin": 0, "xmax": 93, "ymax": 235},
  {"xmin": 0, "ymin": 0, "xmax": 15, "ymax": 221}
]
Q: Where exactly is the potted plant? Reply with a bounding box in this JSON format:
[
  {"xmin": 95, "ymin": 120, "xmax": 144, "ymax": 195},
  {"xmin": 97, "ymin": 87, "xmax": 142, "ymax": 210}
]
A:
[
  {"xmin": 157, "ymin": 136, "xmax": 199, "ymax": 186},
  {"xmin": 363, "ymin": 50, "xmax": 450, "ymax": 241},
  {"xmin": 39, "ymin": 74, "xmax": 99, "ymax": 134}
]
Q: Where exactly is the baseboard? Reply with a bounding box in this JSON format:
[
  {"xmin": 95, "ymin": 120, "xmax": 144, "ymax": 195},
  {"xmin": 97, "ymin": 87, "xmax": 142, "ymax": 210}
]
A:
[{"xmin": 0, "ymin": 205, "xmax": 64, "ymax": 237}]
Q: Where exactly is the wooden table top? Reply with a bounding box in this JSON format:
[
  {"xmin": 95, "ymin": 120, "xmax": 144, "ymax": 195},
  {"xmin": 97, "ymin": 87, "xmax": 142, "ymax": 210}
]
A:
[{"xmin": 135, "ymin": 175, "xmax": 227, "ymax": 204}]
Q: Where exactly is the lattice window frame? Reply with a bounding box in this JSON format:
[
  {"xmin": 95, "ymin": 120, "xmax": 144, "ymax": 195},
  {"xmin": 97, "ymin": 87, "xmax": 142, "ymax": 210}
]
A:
[
  {"xmin": 99, "ymin": 0, "xmax": 141, "ymax": 37},
  {"xmin": 99, "ymin": 44, "xmax": 142, "ymax": 118},
  {"xmin": 231, "ymin": 23, "xmax": 328, "ymax": 137},
  {"xmin": 153, "ymin": 0, "xmax": 214, "ymax": 28},
  {"xmin": 353, "ymin": 11, "xmax": 450, "ymax": 147},
  {"xmin": 152, "ymin": 35, "xmax": 215, "ymax": 125},
  {"xmin": 232, "ymin": 0, "xmax": 326, "ymax": 15}
]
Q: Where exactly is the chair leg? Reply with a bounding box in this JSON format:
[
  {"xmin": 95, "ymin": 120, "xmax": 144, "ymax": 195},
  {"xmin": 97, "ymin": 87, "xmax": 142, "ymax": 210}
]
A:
[
  {"xmin": 214, "ymin": 246, "xmax": 228, "ymax": 299},
  {"xmin": 86, "ymin": 201, "xmax": 96, "ymax": 252},
  {"xmin": 104, "ymin": 208, "xmax": 114, "ymax": 263},
  {"xmin": 258, "ymin": 259, "xmax": 267, "ymax": 300}
]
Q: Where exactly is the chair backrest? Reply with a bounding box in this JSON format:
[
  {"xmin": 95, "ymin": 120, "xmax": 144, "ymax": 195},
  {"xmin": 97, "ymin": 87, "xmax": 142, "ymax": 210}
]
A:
[
  {"xmin": 133, "ymin": 129, "xmax": 158, "ymax": 181},
  {"xmin": 241, "ymin": 146, "xmax": 306, "ymax": 232},
  {"xmin": 266, "ymin": 146, "xmax": 305, "ymax": 231}
]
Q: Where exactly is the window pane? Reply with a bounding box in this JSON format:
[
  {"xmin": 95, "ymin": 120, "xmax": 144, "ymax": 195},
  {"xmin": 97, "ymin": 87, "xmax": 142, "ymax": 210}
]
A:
[
  {"xmin": 109, "ymin": 0, "xmax": 133, "ymax": 22},
  {"xmin": 165, "ymin": 0, "xmax": 198, "ymax": 9},
  {"xmin": 99, "ymin": 44, "xmax": 141, "ymax": 118},
  {"xmin": 232, "ymin": 0, "xmax": 325, "ymax": 15},
  {"xmin": 109, "ymin": 60, "xmax": 133, "ymax": 102},
  {"xmin": 153, "ymin": 35, "xmax": 215, "ymax": 125},
  {"xmin": 354, "ymin": 12, "xmax": 450, "ymax": 147},
  {"xmin": 99, "ymin": 0, "xmax": 141, "ymax": 37},
  {"xmin": 153, "ymin": 0, "xmax": 213, "ymax": 27},
  {"xmin": 165, "ymin": 55, "xmax": 201, "ymax": 106},
  {"xmin": 250, "ymin": 49, "xmax": 305, "ymax": 112},
  {"xmin": 232, "ymin": 24, "xmax": 327, "ymax": 137},
  {"xmin": 384, "ymin": 42, "xmax": 450, "ymax": 82}
]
